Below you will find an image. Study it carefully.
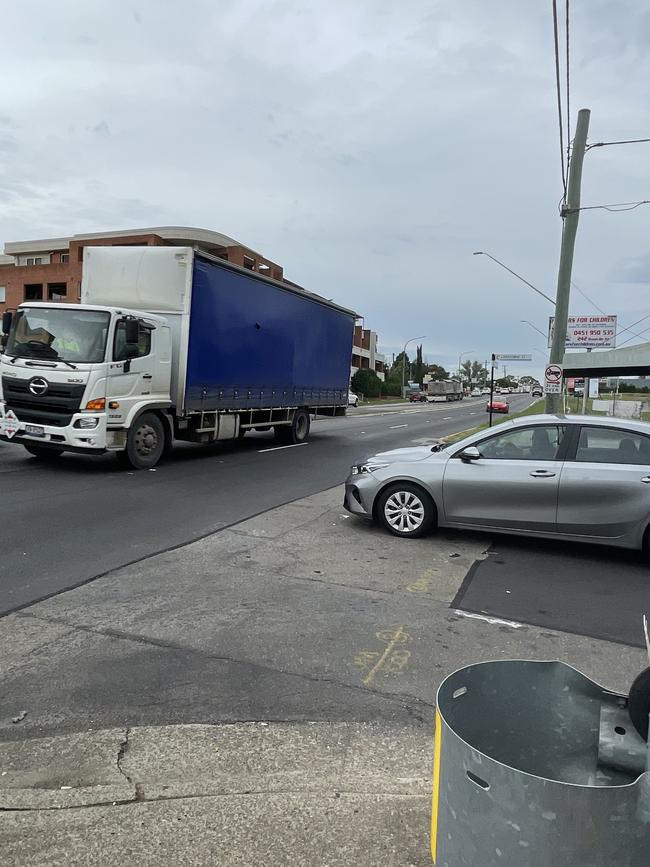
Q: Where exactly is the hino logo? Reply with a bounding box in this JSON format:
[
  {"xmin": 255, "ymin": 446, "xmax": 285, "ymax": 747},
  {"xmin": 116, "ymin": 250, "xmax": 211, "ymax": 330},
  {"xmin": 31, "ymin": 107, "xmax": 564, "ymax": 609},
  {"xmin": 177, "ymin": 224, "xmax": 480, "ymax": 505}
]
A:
[{"xmin": 28, "ymin": 377, "xmax": 49, "ymax": 396}]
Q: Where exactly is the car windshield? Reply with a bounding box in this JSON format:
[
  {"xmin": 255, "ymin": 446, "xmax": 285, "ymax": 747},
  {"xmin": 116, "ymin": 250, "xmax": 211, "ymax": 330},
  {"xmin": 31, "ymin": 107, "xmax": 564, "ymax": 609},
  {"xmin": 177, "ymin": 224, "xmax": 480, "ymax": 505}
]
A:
[{"xmin": 5, "ymin": 308, "xmax": 110, "ymax": 364}]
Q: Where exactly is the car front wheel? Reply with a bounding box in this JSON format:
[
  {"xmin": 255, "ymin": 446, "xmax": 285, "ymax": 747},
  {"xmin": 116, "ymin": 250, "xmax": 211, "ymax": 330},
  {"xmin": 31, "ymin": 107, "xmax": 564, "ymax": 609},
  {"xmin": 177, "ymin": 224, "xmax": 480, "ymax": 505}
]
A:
[{"xmin": 376, "ymin": 482, "xmax": 436, "ymax": 538}]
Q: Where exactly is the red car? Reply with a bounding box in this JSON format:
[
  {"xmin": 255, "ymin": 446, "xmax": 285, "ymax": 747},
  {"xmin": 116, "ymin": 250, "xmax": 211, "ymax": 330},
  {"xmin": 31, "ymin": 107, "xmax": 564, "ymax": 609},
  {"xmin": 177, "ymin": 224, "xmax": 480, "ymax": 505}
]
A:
[
  {"xmin": 409, "ymin": 393, "xmax": 428, "ymax": 402},
  {"xmin": 486, "ymin": 399, "xmax": 509, "ymax": 414}
]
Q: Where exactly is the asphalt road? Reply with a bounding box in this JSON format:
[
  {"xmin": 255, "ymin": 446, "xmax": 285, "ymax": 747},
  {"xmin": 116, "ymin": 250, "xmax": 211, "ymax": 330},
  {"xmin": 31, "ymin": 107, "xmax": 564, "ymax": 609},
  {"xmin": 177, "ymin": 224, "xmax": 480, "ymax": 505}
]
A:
[{"xmin": 0, "ymin": 394, "xmax": 531, "ymax": 615}]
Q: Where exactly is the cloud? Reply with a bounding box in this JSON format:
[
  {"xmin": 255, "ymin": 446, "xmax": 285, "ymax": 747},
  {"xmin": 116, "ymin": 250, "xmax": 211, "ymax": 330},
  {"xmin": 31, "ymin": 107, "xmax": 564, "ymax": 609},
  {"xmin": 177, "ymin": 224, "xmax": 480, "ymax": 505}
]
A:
[{"xmin": 0, "ymin": 0, "xmax": 648, "ymax": 377}]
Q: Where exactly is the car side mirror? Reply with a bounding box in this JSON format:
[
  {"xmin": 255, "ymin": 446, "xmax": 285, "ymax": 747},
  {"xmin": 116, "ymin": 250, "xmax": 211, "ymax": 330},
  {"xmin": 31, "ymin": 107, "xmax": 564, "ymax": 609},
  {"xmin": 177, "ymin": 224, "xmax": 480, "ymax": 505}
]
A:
[
  {"xmin": 459, "ymin": 446, "xmax": 481, "ymax": 463},
  {"xmin": 2, "ymin": 311, "xmax": 13, "ymax": 335}
]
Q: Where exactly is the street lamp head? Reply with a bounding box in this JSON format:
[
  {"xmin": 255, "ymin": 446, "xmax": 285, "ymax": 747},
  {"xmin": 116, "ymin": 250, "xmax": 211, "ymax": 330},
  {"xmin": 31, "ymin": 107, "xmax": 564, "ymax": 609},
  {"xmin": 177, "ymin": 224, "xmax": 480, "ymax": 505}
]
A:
[{"xmin": 472, "ymin": 251, "xmax": 484, "ymax": 256}]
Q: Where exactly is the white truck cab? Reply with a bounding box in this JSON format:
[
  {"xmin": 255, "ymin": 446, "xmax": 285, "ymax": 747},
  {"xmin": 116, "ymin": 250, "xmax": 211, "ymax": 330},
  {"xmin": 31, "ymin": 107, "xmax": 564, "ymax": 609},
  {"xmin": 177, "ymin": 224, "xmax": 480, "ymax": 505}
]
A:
[{"xmin": 0, "ymin": 302, "xmax": 172, "ymax": 466}]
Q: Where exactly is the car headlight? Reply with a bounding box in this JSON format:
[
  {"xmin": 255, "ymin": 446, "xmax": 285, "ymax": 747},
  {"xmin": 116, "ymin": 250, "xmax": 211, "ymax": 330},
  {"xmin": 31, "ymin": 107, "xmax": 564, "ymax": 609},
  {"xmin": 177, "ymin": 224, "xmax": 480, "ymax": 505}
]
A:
[{"xmin": 351, "ymin": 462, "xmax": 389, "ymax": 476}]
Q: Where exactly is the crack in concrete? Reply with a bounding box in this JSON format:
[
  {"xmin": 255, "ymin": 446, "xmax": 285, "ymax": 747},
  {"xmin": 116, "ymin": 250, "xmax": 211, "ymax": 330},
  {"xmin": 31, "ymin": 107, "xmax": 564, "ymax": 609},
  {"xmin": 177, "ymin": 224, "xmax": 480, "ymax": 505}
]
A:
[
  {"xmin": 0, "ymin": 788, "xmax": 427, "ymax": 813},
  {"xmin": 18, "ymin": 611, "xmax": 435, "ymax": 714},
  {"xmin": 116, "ymin": 727, "xmax": 132, "ymax": 784}
]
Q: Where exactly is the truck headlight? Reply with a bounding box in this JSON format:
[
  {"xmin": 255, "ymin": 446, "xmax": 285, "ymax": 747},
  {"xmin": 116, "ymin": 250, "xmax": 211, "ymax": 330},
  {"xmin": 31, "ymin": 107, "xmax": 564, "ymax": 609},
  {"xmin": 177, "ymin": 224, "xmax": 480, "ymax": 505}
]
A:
[{"xmin": 74, "ymin": 417, "xmax": 100, "ymax": 429}]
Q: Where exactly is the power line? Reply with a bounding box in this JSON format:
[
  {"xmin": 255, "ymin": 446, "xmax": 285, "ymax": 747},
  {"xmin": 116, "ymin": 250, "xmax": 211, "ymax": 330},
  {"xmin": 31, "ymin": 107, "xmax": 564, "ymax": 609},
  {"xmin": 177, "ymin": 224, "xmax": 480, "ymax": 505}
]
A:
[
  {"xmin": 565, "ymin": 0, "xmax": 571, "ymax": 179},
  {"xmin": 616, "ymin": 313, "xmax": 650, "ymax": 347},
  {"xmin": 586, "ymin": 138, "xmax": 650, "ymax": 151},
  {"xmin": 566, "ymin": 199, "xmax": 650, "ymax": 213},
  {"xmin": 572, "ymin": 280, "xmax": 650, "ymax": 342},
  {"xmin": 552, "ymin": 0, "xmax": 567, "ymax": 197}
]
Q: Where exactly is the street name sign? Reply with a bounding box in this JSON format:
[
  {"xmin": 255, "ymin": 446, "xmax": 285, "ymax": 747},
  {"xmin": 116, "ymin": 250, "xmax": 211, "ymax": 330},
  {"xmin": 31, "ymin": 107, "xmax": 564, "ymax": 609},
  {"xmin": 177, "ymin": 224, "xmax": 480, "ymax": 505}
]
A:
[{"xmin": 494, "ymin": 353, "xmax": 532, "ymax": 361}]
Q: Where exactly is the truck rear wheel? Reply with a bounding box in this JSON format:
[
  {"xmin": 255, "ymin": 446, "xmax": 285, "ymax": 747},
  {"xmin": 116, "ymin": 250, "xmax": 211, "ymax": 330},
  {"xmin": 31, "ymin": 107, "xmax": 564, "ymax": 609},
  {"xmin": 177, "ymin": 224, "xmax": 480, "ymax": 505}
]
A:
[
  {"xmin": 274, "ymin": 409, "xmax": 310, "ymax": 445},
  {"xmin": 122, "ymin": 413, "xmax": 165, "ymax": 469}
]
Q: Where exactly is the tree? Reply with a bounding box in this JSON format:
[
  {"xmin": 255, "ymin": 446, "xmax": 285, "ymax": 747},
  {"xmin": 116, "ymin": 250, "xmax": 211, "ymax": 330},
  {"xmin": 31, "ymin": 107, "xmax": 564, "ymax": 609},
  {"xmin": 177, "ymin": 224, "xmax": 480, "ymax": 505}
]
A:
[
  {"xmin": 461, "ymin": 359, "xmax": 488, "ymax": 386},
  {"xmin": 351, "ymin": 368, "xmax": 382, "ymax": 398},
  {"xmin": 426, "ymin": 364, "xmax": 449, "ymax": 381},
  {"xmin": 411, "ymin": 344, "xmax": 425, "ymax": 385},
  {"xmin": 387, "ymin": 351, "xmax": 410, "ymax": 385}
]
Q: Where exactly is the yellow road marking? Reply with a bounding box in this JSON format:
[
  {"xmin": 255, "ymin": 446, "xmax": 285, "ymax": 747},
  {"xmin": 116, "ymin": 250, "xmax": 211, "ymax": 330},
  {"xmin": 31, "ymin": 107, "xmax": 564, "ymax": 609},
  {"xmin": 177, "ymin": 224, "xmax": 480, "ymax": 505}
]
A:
[
  {"xmin": 362, "ymin": 626, "xmax": 408, "ymax": 685},
  {"xmin": 431, "ymin": 708, "xmax": 443, "ymax": 863}
]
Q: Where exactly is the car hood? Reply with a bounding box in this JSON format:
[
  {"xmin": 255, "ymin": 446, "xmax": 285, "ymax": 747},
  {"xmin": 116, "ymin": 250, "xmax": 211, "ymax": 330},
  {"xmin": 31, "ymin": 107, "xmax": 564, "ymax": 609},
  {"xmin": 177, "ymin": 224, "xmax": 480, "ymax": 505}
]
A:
[{"xmin": 361, "ymin": 445, "xmax": 445, "ymax": 465}]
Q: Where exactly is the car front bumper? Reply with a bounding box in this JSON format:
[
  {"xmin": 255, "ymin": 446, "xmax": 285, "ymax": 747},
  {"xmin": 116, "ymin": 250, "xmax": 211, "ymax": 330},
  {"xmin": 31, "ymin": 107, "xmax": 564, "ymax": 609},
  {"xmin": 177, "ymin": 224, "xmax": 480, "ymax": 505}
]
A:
[{"xmin": 343, "ymin": 478, "xmax": 374, "ymax": 518}]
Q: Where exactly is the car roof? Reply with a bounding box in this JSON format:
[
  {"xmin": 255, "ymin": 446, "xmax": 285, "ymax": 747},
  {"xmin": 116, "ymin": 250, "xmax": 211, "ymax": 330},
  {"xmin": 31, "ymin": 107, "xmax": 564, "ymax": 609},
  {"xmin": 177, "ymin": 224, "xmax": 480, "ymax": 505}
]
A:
[{"xmin": 502, "ymin": 413, "xmax": 650, "ymax": 433}]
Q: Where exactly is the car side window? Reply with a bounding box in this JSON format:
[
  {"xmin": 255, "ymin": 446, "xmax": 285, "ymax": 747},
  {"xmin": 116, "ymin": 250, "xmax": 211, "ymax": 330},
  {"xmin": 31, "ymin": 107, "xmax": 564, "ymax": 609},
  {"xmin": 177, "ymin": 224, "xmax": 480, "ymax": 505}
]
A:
[
  {"xmin": 477, "ymin": 425, "xmax": 566, "ymax": 461},
  {"xmin": 113, "ymin": 320, "xmax": 151, "ymax": 361},
  {"xmin": 575, "ymin": 427, "xmax": 650, "ymax": 465}
]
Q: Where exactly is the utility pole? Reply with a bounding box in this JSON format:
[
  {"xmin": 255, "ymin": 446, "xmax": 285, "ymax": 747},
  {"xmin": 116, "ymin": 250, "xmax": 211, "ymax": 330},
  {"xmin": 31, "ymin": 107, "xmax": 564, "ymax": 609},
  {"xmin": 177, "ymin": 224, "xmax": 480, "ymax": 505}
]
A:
[{"xmin": 546, "ymin": 108, "xmax": 591, "ymax": 413}]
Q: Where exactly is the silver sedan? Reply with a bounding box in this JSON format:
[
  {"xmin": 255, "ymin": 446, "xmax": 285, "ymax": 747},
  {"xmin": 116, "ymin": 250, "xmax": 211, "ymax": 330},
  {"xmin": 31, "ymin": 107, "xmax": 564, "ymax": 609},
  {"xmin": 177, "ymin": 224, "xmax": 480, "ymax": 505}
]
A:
[{"xmin": 344, "ymin": 414, "xmax": 650, "ymax": 550}]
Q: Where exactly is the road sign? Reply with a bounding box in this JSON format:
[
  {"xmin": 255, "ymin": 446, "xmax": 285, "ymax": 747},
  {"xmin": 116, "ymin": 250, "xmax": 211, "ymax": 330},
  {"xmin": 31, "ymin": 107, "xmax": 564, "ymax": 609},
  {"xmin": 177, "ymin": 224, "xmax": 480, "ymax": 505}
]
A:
[
  {"xmin": 548, "ymin": 314, "xmax": 617, "ymax": 349},
  {"xmin": 494, "ymin": 353, "xmax": 532, "ymax": 361},
  {"xmin": 0, "ymin": 410, "xmax": 19, "ymax": 439},
  {"xmin": 544, "ymin": 364, "xmax": 563, "ymax": 395}
]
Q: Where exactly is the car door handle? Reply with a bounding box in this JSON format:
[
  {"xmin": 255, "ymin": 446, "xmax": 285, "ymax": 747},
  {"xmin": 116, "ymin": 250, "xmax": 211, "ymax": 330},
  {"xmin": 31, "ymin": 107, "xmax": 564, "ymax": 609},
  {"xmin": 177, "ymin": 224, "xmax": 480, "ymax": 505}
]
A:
[
  {"xmin": 529, "ymin": 470, "xmax": 556, "ymax": 478},
  {"xmin": 641, "ymin": 476, "xmax": 650, "ymax": 484}
]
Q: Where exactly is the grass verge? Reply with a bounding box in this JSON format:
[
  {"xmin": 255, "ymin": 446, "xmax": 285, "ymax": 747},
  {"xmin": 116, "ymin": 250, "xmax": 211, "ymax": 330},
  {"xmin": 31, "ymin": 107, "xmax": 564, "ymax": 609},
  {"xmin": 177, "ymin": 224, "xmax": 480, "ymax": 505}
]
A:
[{"xmin": 442, "ymin": 399, "xmax": 545, "ymax": 444}]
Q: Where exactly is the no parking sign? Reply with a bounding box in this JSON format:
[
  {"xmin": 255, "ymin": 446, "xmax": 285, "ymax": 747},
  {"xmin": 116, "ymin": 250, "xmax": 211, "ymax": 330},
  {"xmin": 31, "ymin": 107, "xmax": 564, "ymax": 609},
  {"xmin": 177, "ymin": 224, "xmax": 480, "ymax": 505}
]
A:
[{"xmin": 544, "ymin": 364, "xmax": 563, "ymax": 395}]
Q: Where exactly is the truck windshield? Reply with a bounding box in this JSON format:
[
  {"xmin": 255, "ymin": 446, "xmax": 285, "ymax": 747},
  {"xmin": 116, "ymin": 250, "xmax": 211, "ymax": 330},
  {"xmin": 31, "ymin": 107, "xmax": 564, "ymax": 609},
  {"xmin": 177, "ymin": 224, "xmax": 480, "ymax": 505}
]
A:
[{"xmin": 5, "ymin": 308, "xmax": 110, "ymax": 364}]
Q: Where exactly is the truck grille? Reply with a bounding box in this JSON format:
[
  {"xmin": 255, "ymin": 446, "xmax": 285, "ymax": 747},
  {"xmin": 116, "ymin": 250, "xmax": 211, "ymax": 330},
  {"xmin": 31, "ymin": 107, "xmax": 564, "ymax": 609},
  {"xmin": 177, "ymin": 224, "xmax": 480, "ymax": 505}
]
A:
[{"xmin": 2, "ymin": 376, "xmax": 86, "ymax": 427}]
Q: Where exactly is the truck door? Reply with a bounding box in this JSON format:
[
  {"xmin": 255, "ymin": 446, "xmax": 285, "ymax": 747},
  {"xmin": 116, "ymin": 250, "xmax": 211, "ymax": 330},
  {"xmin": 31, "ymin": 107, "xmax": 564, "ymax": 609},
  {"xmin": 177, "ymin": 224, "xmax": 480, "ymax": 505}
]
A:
[{"xmin": 106, "ymin": 318, "xmax": 157, "ymax": 424}]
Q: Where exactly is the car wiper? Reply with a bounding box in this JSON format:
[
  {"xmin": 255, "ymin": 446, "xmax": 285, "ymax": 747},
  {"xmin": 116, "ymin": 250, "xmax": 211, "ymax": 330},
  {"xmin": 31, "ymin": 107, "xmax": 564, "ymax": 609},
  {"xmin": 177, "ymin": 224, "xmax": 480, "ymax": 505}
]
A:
[{"xmin": 55, "ymin": 358, "xmax": 77, "ymax": 370}]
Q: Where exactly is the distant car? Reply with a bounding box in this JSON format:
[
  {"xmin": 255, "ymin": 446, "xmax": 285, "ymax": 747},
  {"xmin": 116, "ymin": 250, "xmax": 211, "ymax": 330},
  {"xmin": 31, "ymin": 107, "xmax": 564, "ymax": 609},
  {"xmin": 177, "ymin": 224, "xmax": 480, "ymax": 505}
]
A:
[
  {"xmin": 471, "ymin": 388, "xmax": 482, "ymax": 397},
  {"xmin": 348, "ymin": 392, "xmax": 359, "ymax": 407},
  {"xmin": 532, "ymin": 386, "xmax": 543, "ymax": 397},
  {"xmin": 481, "ymin": 387, "xmax": 491, "ymax": 396},
  {"xmin": 344, "ymin": 413, "xmax": 650, "ymax": 548},
  {"xmin": 409, "ymin": 392, "xmax": 428, "ymax": 402},
  {"xmin": 487, "ymin": 399, "xmax": 510, "ymax": 414}
]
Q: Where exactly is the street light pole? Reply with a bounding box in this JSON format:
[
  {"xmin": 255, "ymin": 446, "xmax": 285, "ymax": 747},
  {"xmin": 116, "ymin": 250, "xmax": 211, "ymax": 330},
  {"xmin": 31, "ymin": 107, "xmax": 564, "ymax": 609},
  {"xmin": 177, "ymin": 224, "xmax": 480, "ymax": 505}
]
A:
[
  {"xmin": 521, "ymin": 320, "xmax": 548, "ymax": 340},
  {"xmin": 400, "ymin": 335, "xmax": 426, "ymax": 397},
  {"xmin": 473, "ymin": 251, "xmax": 556, "ymax": 306}
]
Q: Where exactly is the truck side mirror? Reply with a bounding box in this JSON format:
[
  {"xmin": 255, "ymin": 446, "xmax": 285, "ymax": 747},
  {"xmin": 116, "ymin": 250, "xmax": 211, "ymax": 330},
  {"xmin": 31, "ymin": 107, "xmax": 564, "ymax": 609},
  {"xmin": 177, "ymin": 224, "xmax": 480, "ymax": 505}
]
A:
[
  {"xmin": 2, "ymin": 311, "xmax": 13, "ymax": 335},
  {"xmin": 124, "ymin": 319, "xmax": 139, "ymax": 344}
]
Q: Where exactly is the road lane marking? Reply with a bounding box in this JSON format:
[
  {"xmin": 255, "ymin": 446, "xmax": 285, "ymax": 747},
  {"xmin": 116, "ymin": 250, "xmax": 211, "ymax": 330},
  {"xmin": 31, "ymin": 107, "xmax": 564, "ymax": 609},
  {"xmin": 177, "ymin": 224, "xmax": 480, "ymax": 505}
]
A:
[
  {"xmin": 354, "ymin": 626, "xmax": 411, "ymax": 685},
  {"xmin": 442, "ymin": 416, "xmax": 452, "ymax": 420},
  {"xmin": 258, "ymin": 443, "xmax": 309, "ymax": 453},
  {"xmin": 453, "ymin": 610, "xmax": 526, "ymax": 629},
  {"xmin": 389, "ymin": 424, "xmax": 408, "ymax": 429}
]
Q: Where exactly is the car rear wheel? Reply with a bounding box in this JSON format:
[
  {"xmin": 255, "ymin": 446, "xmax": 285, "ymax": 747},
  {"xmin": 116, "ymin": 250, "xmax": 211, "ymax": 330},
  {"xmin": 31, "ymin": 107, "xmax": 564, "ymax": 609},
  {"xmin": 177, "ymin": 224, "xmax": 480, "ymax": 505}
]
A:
[{"xmin": 376, "ymin": 482, "xmax": 436, "ymax": 538}]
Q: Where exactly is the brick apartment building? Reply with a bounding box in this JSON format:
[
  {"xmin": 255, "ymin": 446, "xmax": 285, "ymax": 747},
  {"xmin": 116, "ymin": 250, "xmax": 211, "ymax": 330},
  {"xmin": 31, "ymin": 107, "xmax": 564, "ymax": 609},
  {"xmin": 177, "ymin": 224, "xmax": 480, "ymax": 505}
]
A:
[
  {"xmin": 351, "ymin": 325, "xmax": 386, "ymax": 381},
  {"xmin": 0, "ymin": 226, "xmax": 284, "ymax": 313}
]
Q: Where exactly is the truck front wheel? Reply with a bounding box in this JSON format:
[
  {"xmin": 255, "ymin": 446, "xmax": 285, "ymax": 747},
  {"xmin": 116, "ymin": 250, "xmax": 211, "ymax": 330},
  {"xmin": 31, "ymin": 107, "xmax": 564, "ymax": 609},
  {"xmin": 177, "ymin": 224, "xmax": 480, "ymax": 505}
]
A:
[
  {"xmin": 122, "ymin": 413, "xmax": 165, "ymax": 469},
  {"xmin": 274, "ymin": 409, "xmax": 310, "ymax": 445}
]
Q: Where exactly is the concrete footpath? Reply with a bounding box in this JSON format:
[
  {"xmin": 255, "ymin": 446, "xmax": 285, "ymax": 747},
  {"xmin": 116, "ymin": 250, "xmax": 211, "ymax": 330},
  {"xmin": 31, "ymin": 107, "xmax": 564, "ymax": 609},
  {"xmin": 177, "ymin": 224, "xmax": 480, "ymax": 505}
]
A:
[{"xmin": 1, "ymin": 485, "xmax": 646, "ymax": 865}]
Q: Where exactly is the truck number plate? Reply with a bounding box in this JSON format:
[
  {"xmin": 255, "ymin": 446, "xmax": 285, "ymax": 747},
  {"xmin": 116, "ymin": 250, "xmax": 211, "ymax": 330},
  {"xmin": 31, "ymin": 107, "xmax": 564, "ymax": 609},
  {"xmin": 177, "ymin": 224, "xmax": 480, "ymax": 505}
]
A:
[{"xmin": 25, "ymin": 424, "xmax": 45, "ymax": 437}]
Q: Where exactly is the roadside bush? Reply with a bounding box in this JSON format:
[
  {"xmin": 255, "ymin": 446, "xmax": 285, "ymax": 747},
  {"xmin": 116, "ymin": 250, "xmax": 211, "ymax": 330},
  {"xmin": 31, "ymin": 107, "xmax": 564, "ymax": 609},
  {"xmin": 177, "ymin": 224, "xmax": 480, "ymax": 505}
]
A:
[{"xmin": 351, "ymin": 369, "xmax": 382, "ymax": 398}]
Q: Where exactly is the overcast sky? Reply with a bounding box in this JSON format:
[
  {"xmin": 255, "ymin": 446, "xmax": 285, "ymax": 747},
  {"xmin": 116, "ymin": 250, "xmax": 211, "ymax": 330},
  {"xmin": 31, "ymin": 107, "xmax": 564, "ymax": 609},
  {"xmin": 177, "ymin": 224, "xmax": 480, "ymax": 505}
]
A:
[{"xmin": 1, "ymin": 0, "xmax": 649, "ymax": 379}]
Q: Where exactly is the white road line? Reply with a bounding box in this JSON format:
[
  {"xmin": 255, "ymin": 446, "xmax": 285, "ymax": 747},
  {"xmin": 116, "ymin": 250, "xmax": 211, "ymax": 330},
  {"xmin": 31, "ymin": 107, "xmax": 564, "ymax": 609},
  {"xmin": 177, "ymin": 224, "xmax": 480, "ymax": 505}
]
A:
[
  {"xmin": 453, "ymin": 610, "xmax": 526, "ymax": 629},
  {"xmin": 442, "ymin": 416, "xmax": 453, "ymax": 420},
  {"xmin": 258, "ymin": 443, "xmax": 309, "ymax": 453},
  {"xmin": 389, "ymin": 424, "xmax": 408, "ymax": 429}
]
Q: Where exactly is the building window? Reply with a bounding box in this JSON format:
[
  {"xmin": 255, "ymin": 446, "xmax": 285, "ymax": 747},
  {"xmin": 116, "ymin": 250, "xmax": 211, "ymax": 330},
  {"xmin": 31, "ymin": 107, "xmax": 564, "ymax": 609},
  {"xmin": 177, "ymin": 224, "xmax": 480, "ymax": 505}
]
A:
[
  {"xmin": 61, "ymin": 253, "xmax": 69, "ymax": 264},
  {"xmin": 26, "ymin": 257, "xmax": 43, "ymax": 266},
  {"xmin": 48, "ymin": 283, "xmax": 67, "ymax": 300},
  {"xmin": 24, "ymin": 284, "xmax": 43, "ymax": 300},
  {"xmin": 243, "ymin": 255, "xmax": 256, "ymax": 270},
  {"xmin": 0, "ymin": 286, "xmax": 5, "ymax": 303},
  {"xmin": 78, "ymin": 246, "xmax": 84, "ymax": 262}
]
